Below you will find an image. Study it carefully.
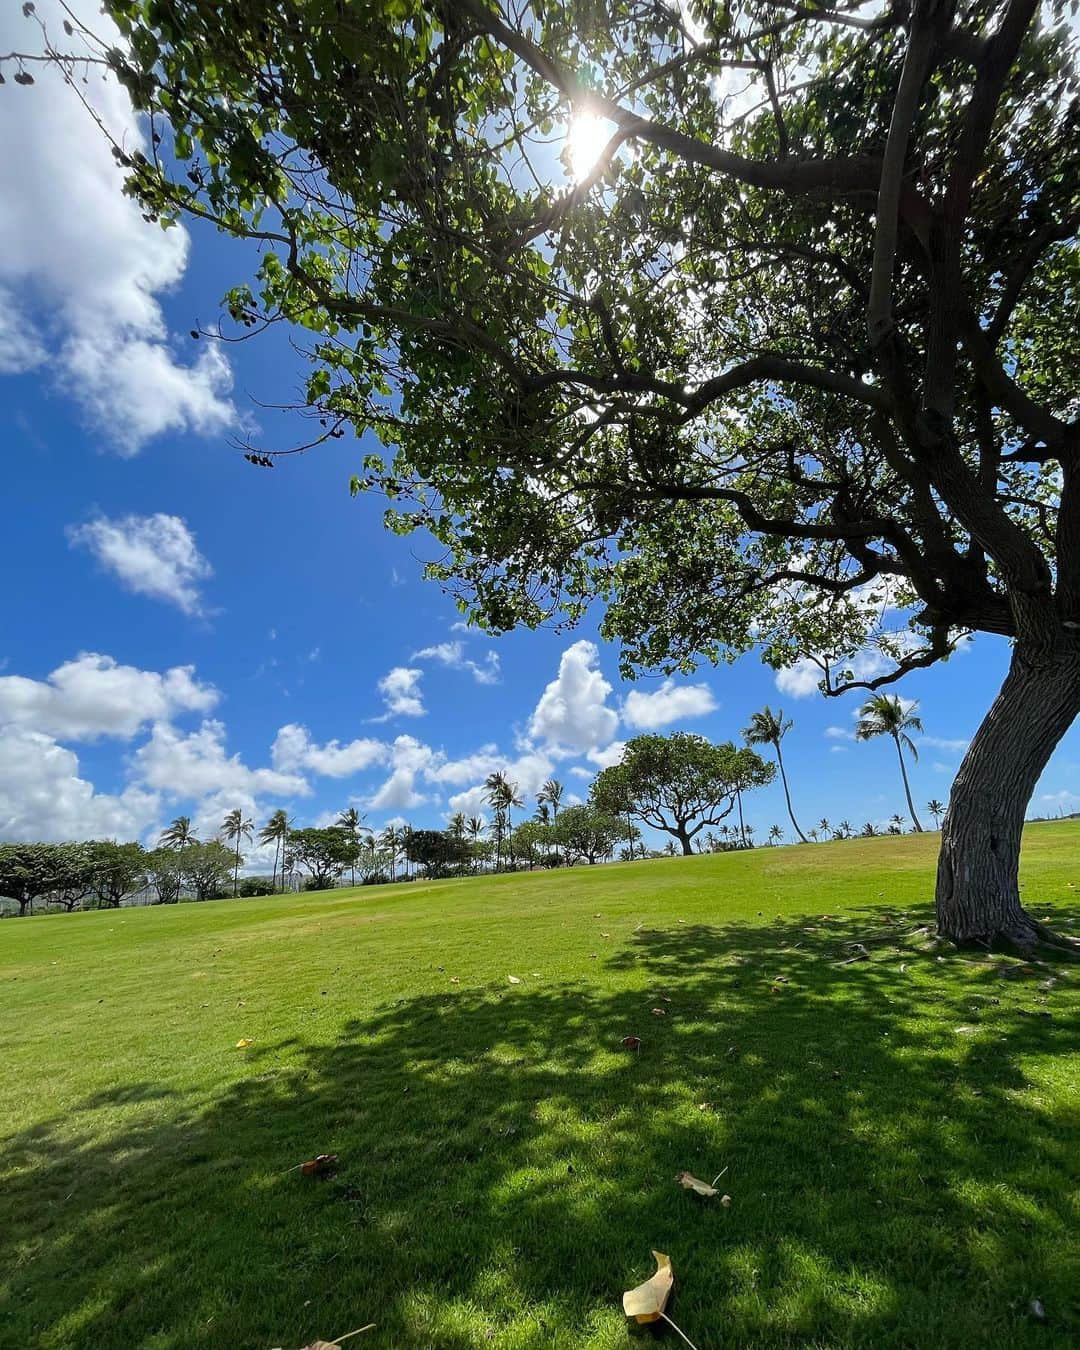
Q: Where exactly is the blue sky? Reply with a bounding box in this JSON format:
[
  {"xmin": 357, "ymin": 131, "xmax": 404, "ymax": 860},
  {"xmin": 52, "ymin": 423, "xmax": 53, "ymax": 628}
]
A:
[{"xmin": 1, "ymin": 1, "xmax": 1076, "ymax": 867}]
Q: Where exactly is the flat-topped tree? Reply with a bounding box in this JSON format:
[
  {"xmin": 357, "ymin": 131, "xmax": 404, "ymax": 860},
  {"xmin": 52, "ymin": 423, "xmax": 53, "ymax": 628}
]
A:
[
  {"xmin": 593, "ymin": 734, "xmax": 773, "ymax": 856},
  {"xmin": 27, "ymin": 0, "xmax": 1077, "ymax": 949}
]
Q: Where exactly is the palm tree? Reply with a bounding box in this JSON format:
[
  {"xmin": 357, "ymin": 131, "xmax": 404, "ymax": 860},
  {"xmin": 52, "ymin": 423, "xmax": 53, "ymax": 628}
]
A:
[
  {"xmin": 159, "ymin": 815, "xmax": 197, "ymax": 896},
  {"xmin": 927, "ymin": 798, "xmax": 945, "ymax": 829},
  {"xmin": 336, "ymin": 806, "xmax": 367, "ymax": 886},
  {"xmin": 539, "ymin": 778, "xmax": 564, "ymax": 824},
  {"xmin": 400, "ymin": 824, "xmax": 414, "ymax": 880},
  {"xmin": 485, "ymin": 772, "xmax": 523, "ymax": 868},
  {"xmin": 861, "ymin": 821, "xmax": 878, "ymax": 837},
  {"xmin": 466, "ymin": 816, "xmax": 485, "ymax": 873},
  {"xmin": 743, "ymin": 706, "xmax": 807, "ymax": 843},
  {"xmin": 221, "ymin": 808, "xmax": 254, "ymax": 896},
  {"xmin": 855, "ymin": 694, "xmax": 925, "ymax": 831},
  {"xmin": 258, "ymin": 809, "xmax": 289, "ymax": 892},
  {"xmin": 888, "ymin": 813, "xmax": 905, "ymax": 835},
  {"xmin": 381, "ymin": 825, "xmax": 400, "ymax": 881},
  {"xmin": 449, "ymin": 811, "xmax": 466, "ymax": 842},
  {"xmin": 838, "ymin": 820, "xmax": 853, "ymax": 839},
  {"xmin": 768, "ymin": 824, "xmax": 783, "ymax": 846},
  {"xmin": 817, "ymin": 817, "xmax": 830, "ymax": 840}
]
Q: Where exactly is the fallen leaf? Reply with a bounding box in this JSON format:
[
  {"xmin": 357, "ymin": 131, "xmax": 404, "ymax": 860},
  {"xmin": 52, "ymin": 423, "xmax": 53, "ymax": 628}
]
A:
[
  {"xmin": 1028, "ymin": 1298, "xmax": 1047, "ymax": 1322},
  {"xmin": 621, "ymin": 1035, "xmax": 642, "ymax": 1051},
  {"xmin": 676, "ymin": 1171, "xmax": 718, "ymax": 1197},
  {"xmin": 299, "ymin": 1153, "xmax": 339, "ymax": 1177},
  {"xmin": 235, "ymin": 1038, "xmax": 254, "ymax": 1049},
  {"xmin": 622, "ymin": 1250, "xmax": 674, "ymax": 1324},
  {"xmin": 772, "ymin": 974, "xmax": 790, "ymax": 983},
  {"xmin": 507, "ymin": 975, "xmax": 521, "ymax": 984},
  {"xmin": 236, "ymin": 999, "xmax": 247, "ymax": 1007},
  {"xmin": 651, "ymin": 1007, "xmax": 667, "ymax": 1016},
  {"xmin": 600, "ymin": 932, "xmax": 611, "ymax": 938},
  {"xmin": 449, "ymin": 977, "xmax": 459, "ymax": 984},
  {"xmin": 697, "ymin": 1102, "xmax": 712, "ymax": 1111},
  {"xmin": 720, "ymin": 1193, "xmax": 732, "ymax": 1206}
]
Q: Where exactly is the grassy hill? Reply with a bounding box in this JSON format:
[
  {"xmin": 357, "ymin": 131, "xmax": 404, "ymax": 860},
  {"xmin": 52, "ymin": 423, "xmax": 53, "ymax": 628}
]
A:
[{"xmin": 2, "ymin": 825, "xmax": 1078, "ymax": 1348}]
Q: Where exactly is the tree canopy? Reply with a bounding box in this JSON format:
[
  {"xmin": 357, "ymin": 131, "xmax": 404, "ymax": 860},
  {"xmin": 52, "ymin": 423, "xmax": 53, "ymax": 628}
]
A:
[
  {"xmin": 592, "ymin": 733, "xmax": 773, "ymax": 854},
  {"xmin": 22, "ymin": 0, "xmax": 1079, "ymax": 947}
]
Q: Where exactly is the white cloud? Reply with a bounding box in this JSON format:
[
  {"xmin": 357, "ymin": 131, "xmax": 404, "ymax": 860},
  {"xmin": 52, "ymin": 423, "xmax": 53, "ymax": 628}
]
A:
[
  {"xmin": 825, "ymin": 725, "xmax": 853, "ymax": 740},
  {"xmin": 1038, "ymin": 789, "xmax": 1080, "ymax": 811},
  {"xmin": 0, "ymin": 0, "xmax": 236, "ymax": 452},
  {"xmin": 587, "ymin": 740, "xmax": 626, "ymax": 770},
  {"xmin": 0, "ymin": 285, "xmax": 47, "ymax": 373},
  {"xmin": 67, "ymin": 513, "xmax": 212, "ymax": 615},
  {"xmin": 271, "ymin": 723, "xmax": 387, "ymax": 778},
  {"xmin": 412, "ymin": 640, "xmax": 501, "ymax": 685},
  {"xmin": 132, "ymin": 719, "xmax": 309, "ymax": 800},
  {"xmin": 528, "ymin": 640, "xmax": 619, "ymax": 753},
  {"xmin": 0, "ymin": 653, "xmax": 218, "ymax": 741},
  {"xmin": 0, "ymin": 726, "xmax": 159, "ymax": 842},
  {"xmin": 569, "ymin": 766, "xmax": 593, "ymax": 780},
  {"xmin": 375, "ymin": 666, "xmax": 425, "ymax": 719},
  {"xmin": 367, "ymin": 767, "xmax": 427, "ymax": 812},
  {"xmin": 829, "ymin": 745, "xmax": 848, "ymax": 754},
  {"xmin": 775, "ymin": 658, "xmax": 824, "ymax": 699},
  {"xmin": 919, "ymin": 736, "xmax": 969, "ymax": 754},
  {"xmin": 447, "ymin": 785, "xmax": 490, "ymax": 819},
  {"xmin": 622, "ymin": 678, "xmax": 717, "ymax": 730}
]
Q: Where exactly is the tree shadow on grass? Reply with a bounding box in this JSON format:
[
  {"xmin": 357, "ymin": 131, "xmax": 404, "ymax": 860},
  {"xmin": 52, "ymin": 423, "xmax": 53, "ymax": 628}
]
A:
[{"xmin": 2, "ymin": 904, "xmax": 1078, "ymax": 1348}]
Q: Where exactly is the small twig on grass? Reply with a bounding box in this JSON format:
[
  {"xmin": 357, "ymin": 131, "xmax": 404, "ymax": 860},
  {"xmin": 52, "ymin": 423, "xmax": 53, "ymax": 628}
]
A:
[
  {"xmin": 332, "ymin": 1327, "xmax": 377, "ymax": 1344},
  {"xmin": 710, "ymin": 1166, "xmax": 729, "ymax": 1187},
  {"xmin": 660, "ymin": 1312, "xmax": 702, "ymax": 1349}
]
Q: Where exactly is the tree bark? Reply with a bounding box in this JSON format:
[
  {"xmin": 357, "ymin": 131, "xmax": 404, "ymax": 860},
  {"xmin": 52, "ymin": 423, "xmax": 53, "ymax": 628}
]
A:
[
  {"xmin": 936, "ymin": 639, "xmax": 1080, "ymax": 950},
  {"xmin": 675, "ymin": 825, "xmax": 694, "ymax": 856}
]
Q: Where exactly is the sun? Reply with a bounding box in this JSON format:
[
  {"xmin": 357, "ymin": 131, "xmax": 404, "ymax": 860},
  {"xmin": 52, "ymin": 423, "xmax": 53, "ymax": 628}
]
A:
[{"xmin": 565, "ymin": 111, "xmax": 611, "ymax": 182}]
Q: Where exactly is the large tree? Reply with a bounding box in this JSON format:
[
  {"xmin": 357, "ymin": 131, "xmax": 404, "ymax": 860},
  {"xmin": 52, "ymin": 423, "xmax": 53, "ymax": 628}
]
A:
[
  {"xmin": 287, "ymin": 826, "xmax": 359, "ymax": 891},
  {"xmin": 27, "ymin": 0, "xmax": 1079, "ymax": 948},
  {"xmin": 593, "ymin": 733, "xmax": 773, "ymax": 855}
]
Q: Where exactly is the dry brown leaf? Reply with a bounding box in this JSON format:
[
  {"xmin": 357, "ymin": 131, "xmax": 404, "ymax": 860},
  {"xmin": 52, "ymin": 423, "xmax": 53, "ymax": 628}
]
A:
[
  {"xmin": 720, "ymin": 1194, "xmax": 732, "ymax": 1207},
  {"xmin": 300, "ymin": 1153, "xmax": 339, "ymax": 1177},
  {"xmin": 651, "ymin": 1007, "xmax": 667, "ymax": 1017},
  {"xmin": 622, "ymin": 1250, "xmax": 674, "ymax": 1324},
  {"xmin": 621, "ymin": 1035, "xmax": 642, "ymax": 1051},
  {"xmin": 235, "ymin": 1038, "xmax": 254, "ymax": 1049},
  {"xmin": 676, "ymin": 1171, "xmax": 718, "ymax": 1197}
]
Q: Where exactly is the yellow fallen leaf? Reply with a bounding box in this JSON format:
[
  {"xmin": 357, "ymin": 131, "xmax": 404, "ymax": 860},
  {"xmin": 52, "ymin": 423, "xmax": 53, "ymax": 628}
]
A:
[
  {"xmin": 507, "ymin": 975, "xmax": 521, "ymax": 984},
  {"xmin": 235, "ymin": 1038, "xmax": 255, "ymax": 1049},
  {"xmin": 622, "ymin": 1250, "xmax": 674, "ymax": 1324},
  {"xmin": 676, "ymin": 1171, "xmax": 718, "ymax": 1197}
]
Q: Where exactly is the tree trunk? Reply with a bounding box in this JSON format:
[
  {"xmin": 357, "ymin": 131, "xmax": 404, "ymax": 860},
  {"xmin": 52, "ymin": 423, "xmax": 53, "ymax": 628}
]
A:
[
  {"xmin": 675, "ymin": 826, "xmax": 694, "ymax": 856},
  {"xmin": 936, "ymin": 640, "xmax": 1080, "ymax": 950},
  {"xmin": 775, "ymin": 742, "xmax": 807, "ymax": 842},
  {"xmin": 736, "ymin": 790, "xmax": 746, "ymax": 846},
  {"xmin": 893, "ymin": 736, "xmax": 923, "ymax": 831}
]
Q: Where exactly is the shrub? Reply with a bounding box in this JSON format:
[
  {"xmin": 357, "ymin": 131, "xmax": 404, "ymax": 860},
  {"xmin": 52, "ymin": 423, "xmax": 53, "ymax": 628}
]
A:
[{"xmin": 238, "ymin": 877, "xmax": 274, "ymax": 897}]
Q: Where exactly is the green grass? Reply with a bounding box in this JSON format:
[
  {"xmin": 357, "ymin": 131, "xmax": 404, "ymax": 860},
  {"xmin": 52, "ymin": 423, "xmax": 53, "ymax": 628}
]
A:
[{"xmin": 2, "ymin": 825, "xmax": 1078, "ymax": 1349}]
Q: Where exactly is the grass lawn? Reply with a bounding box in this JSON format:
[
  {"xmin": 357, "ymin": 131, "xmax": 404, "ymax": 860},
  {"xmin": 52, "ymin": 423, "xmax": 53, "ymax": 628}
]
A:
[{"xmin": 1, "ymin": 824, "xmax": 1078, "ymax": 1349}]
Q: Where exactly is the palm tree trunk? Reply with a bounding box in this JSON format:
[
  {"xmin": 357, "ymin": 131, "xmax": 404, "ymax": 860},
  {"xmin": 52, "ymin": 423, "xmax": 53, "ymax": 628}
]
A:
[
  {"xmin": 774, "ymin": 741, "xmax": 808, "ymax": 842},
  {"xmin": 892, "ymin": 735, "xmax": 924, "ymax": 831},
  {"xmin": 736, "ymin": 790, "xmax": 746, "ymax": 846},
  {"xmin": 626, "ymin": 808, "xmax": 634, "ymax": 861},
  {"xmin": 234, "ymin": 841, "xmax": 240, "ymax": 896}
]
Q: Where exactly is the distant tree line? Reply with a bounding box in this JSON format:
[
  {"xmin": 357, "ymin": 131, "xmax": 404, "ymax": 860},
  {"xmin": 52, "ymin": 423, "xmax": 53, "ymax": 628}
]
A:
[{"xmin": 0, "ymin": 706, "xmax": 937, "ymax": 915}]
